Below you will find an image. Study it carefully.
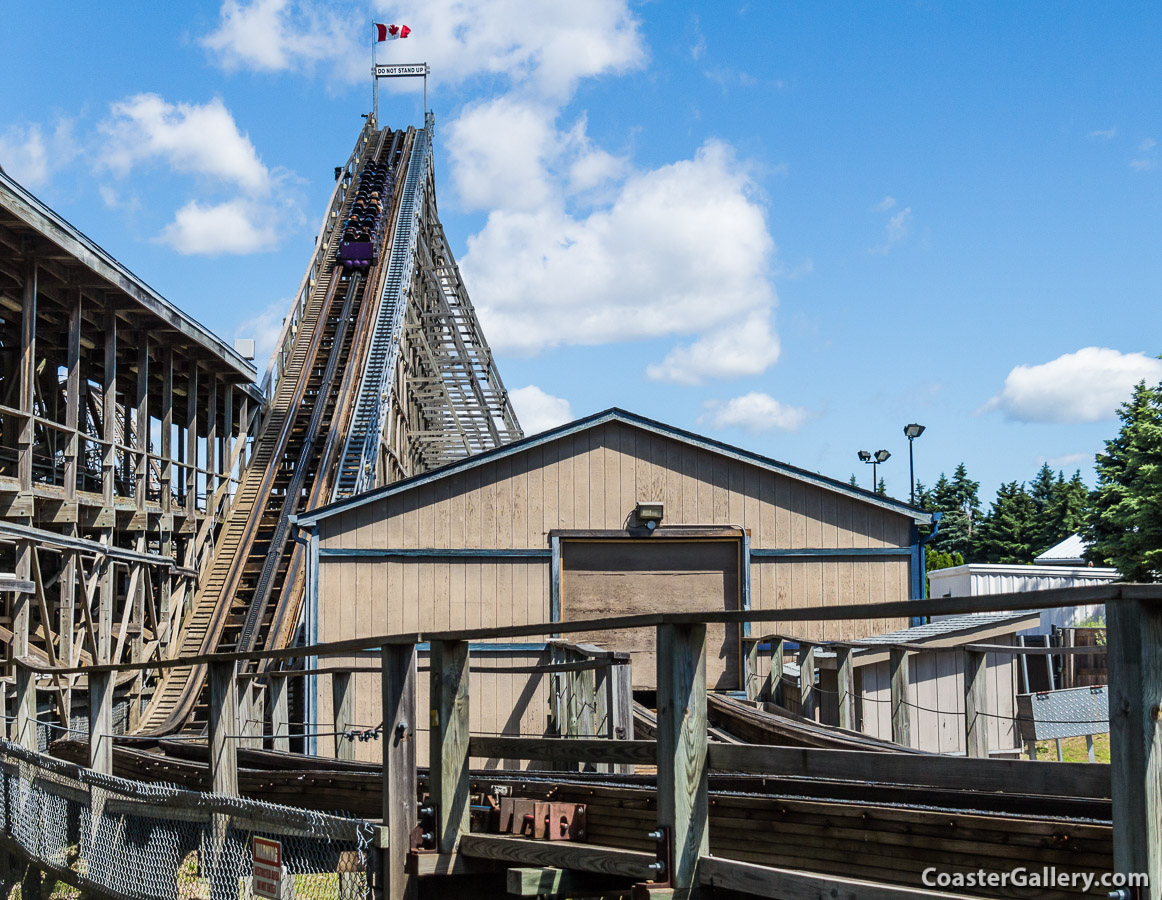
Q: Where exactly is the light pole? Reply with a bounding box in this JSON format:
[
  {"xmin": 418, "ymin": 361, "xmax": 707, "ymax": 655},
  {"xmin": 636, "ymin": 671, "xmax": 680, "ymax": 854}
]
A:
[
  {"xmin": 858, "ymin": 449, "xmax": 891, "ymax": 492},
  {"xmin": 904, "ymin": 423, "xmax": 925, "ymax": 505}
]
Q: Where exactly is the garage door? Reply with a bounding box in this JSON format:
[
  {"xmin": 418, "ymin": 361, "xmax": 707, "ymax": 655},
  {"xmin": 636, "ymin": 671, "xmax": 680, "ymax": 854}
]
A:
[{"xmin": 560, "ymin": 539, "xmax": 741, "ymax": 690}]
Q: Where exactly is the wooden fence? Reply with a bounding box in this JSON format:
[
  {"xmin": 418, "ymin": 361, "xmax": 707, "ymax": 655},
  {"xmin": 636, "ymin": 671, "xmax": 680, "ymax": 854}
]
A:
[{"xmin": 10, "ymin": 582, "xmax": 1162, "ymax": 900}]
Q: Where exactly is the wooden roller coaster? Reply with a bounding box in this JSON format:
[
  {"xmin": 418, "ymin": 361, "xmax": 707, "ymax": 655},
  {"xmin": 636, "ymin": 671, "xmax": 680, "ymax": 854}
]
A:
[{"xmin": 135, "ymin": 117, "xmax": 522, "ymax": 734}]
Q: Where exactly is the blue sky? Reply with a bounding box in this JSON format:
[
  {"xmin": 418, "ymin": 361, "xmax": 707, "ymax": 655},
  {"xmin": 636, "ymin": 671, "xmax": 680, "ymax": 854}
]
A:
[{"xmin": 3, "ymin": 1, "xmax": 1161, "ymax": 510}]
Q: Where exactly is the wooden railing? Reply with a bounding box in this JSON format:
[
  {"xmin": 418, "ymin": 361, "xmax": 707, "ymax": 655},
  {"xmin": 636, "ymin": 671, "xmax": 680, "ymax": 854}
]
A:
[{"xmin": 11, "ymin": 582, "xmax": 1162, "ymax": 900}]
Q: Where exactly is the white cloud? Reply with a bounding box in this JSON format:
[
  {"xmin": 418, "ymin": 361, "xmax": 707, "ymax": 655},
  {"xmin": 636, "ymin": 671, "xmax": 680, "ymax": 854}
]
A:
[
  {"xmin": 462, "ymin": 139, "xmax": 778, "ymax": 380},
  {"xmin": 1043, "ymin": 452, "xmax": 1093, "ymax": 470},
  {"xmin": 984, "ymin": 347, "xmax": 1162, "ymax": 424},
  {"xmin": 1089, "ymin": 127, "xmax": 1117, "ymax": 140},
  {"xmin": 509, "ymin": 385, "xmax": 573, "ymax": 435},
  {"xmin": 700, "ymin": 392, "xmax": 810, "ymax": 434},
  {"xmin": 202, "ymin": 0, "xmax": 363, "ymax": 79},
  {"xmin": 235, "ymin": 298, "xmax": 290, "ymax": 373},
  {"xmin": 1131, "ymin": 137, "xmax": 1158, "ymax": 172},
  {"xmin": 98, "ymin": 94, "xmax": 270, "ymax": 192},
  {"xmin": 647, "ymin": 311, "xmax": 779, "ymax": 385},
  {"xmin": 156, "ymin": 199, "xmax": 279, "ymax": 255},
  {"xmin": 0, "ymin": 120, "xmax": 76, "ymax": 189},
  {"xmin": 872, "ymin": 205, "xmax": 912, "ymax": 253},
  {"xmin": 876, "ymin": 195, "xmax": 896, "ymax": 212},
  {"xmin": 202, "ymin": 0, "xmax": 646, "ymax": 97}
]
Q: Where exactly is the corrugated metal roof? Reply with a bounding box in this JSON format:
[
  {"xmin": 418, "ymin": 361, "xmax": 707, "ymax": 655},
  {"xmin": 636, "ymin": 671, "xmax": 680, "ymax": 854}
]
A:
[
  {"xmin": 1034, "ymin": 533, "xmax": 1089, "ymax": 565},
  {"xmin": 854, "ymin": 612, "xmax": 1037, "ymax": 646}
]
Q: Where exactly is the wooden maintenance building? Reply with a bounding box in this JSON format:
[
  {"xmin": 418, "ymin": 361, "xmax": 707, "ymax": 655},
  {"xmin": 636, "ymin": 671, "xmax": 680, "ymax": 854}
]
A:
[{"xmin": 296, "ymin": 409, "xmax": 931, "ymax": 757}]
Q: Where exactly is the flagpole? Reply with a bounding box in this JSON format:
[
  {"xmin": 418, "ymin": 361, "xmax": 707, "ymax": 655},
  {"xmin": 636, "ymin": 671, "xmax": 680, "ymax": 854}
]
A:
[{"xmin": 372, "ymin": 21, "xmax": 378, "ymax": 124}]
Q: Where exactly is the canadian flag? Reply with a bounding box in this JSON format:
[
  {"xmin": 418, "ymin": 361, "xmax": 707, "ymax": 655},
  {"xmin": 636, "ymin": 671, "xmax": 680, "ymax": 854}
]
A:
[{"xmin": 375, "ymin": 23, "xmax": 410, "ymax": 41}]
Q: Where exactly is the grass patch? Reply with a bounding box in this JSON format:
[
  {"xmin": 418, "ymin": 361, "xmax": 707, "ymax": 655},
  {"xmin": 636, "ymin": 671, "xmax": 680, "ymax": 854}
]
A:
[{"xmin": 1034, "ymin": 732, "xmax": 1110, "ymax": 763}]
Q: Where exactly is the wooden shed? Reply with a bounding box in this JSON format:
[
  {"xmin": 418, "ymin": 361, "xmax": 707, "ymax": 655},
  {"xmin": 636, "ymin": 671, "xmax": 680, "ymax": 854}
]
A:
[{"xmin": 295, "ymin": 409, "xmax": 931, "ymax": 758}]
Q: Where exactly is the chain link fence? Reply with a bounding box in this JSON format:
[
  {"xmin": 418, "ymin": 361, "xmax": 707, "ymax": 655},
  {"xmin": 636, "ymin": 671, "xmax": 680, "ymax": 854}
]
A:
[{"xmin": 0, "ymin": 737, "xmax": 375, "ymax": 900}]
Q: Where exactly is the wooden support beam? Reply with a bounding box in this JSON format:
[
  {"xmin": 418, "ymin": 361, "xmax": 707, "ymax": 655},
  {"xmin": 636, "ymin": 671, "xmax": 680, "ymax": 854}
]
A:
[
  {"xmin": 14, "ymin": 539, "xmax": 35, "ymax": 749},
  {"xmin": 767, "ymin": 638, "xmax": 785, "ymax": 706},
  {"xmin": 430, "ymin": 639, "xmax": 470, "ymax": 853},
  {"xmin": 18, "ymin": 257, "xmax": 36, "ymax": 493},
  {"xmin": 836, "ymin": 646, "xmax": 855, "ymax": 732},
  {"xmin": 702, "ymin": 743, "xmax": 1112, "ymax": 797},
  {"xmin": 185, "ymin": 361, "xmax": 198, "ymax": 517},
  {"xmin": 101, "ymin": 305, "xmax": 117, "ymax": 509},
  {"xmin": 134, "ymin": 332, "xmax": 149, "ymax": 512},
  {"xmin": 469, "ymin": 737, "xmax": 657, "ymax": 766},
  {"xmin": 745, "ymin": 638, "xmax": 760, "ymax": 702},
  {"xmin": 208, "ymin": 659, "xmax": 239, "ymax": 796},
  {"xmin": 382, "ymin": 643, "xmax": 417, "ymax": 900},
  {"xmin": 270, "ymin": 675, "xmax": 289, "ymax": 752},
  {"xmin": 88, "ymin": 669, "xmax": 113, "ymax": 775},
  {"xmin": 332, "ymin": 671, "xmax": 354, "ymax": 761},
  {"xmin": 964, "ymin": 649, "xmax": 989, "ymax": 759},
  {"xmin": 798, "ymin": 642, "xmax": 816, "ymax": 722},
  {"xmin": 506, "ymin": 867, "xmax": 600, "ymax": 897},
  {"xmin": 889, "ymin": 647, "xmax": 910, "ymax": 748},
  {"xmin": 459, "ymin": 834, "xmax": 653, "ymax": 882},
  {"xmin": 1107, "ymin": 594, "xmax": 1162, "ymax": 896},
  {"xmin": 655, "ymin": 623, "xmax": 709, "ymax": 891},
  {"xmin": 205, "ymin": 374, "xmax": 218, "ymax": 502},
  {"xmin": 699, "ymin": 855, "xmax": 978, "ymax": 900}
]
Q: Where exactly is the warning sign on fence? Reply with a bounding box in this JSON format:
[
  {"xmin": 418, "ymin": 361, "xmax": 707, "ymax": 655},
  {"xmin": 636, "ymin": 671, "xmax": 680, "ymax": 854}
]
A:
[{"xmin": 253, "ymin": 837, "xmax": 283, "ymax": 900}]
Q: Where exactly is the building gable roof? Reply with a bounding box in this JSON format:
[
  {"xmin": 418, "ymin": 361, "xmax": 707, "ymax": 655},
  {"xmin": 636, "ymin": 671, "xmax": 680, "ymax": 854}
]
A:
[{"xmin": 296, "ymin": 408, "xmax": 932, "ymax": 528}]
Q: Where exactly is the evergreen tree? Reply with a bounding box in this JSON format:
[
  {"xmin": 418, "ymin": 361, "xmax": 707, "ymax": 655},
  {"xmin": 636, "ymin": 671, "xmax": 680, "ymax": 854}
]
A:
[
  {"xmin": 849, "ymin": 474, "xmax": 858, "ymax": 488},
  {"xmin": 1047, "ymin": 471, "xmax": 1090, "ymax": 544},
  {"xmin": 926, "ymin": 464, "xmax": 983, "ymax": 560},
  {"xmin": 1028, "ymin": 463, "xmax": 1058, "ymax": 553},
  {"xmin": 876, "ymin": 476, "xmax": 887, "ymax": 496},
  {"xmin": 1085, "ymin": 380, "xmax": 1162, "ymax": 581},
  {"xmin": 977, "ymin": 481, "xmax": 1037, "ymax": 563}
]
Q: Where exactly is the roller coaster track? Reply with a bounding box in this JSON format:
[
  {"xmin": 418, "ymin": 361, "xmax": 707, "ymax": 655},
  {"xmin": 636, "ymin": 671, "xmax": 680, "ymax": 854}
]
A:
[{"xmin": 133, "ymin": 114, "xmax": 520, "ymax": 735}]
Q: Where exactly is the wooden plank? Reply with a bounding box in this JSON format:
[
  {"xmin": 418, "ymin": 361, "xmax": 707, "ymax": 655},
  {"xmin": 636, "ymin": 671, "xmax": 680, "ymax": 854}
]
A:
[
  {"xmin": 458, "ymin": 834, "xmax": 654, "ymax": 880},
  {"xmin": 505, "ymin": 866, "xmax": 599, "ymax": 897},
  {"xmin": 889, "ymin": 648, "xmax": 910, "ymax": 748},
  {"xmin": 332, "ymin": 671, "xmax": 354, "ymax": 761},
  {"xmin": 699, "ymin": 855, "xmax": 989, "ymax": 900},
  {"xmin": 837, "ymin": 646, "xmax": 855, "ymax": 732},
  {"xmin": 383, "ymin": 643, "xmax": 417, "ymax": 900},
  {"xmin": 964, "ymin": 649, "xmax": 988, "ymax": 759},
  {"xmin": 705, "ymin": 744, "xmax": 1111, "ymax": 798},
  {"xmin": 798, "ymin": 643, "xmax": 816, "ymax": 722},
  {"xmin": 1107, "ymin": 596, "xmax": 1162, "ymax": 894},
  {"xmin": 656, "ymin": 623, "xmax": 709, "ymax": 890},
  {"xmin": 430, "ymin": 639, "xmax": 470, "ymax": 853},
  {"xmin": 469, "ymin": 737, "xmax": 656, "ymax": 765},
  {"xmin": 88, "ymin": 669, "xmax": 113, "ymax": 775},
  {"xmin": 207, "ymin": 659, "xmax": 239, "ymax": 796},
  {"xmin": 270, "ymin": 676, "xmax": 289, "ymax": 752}
]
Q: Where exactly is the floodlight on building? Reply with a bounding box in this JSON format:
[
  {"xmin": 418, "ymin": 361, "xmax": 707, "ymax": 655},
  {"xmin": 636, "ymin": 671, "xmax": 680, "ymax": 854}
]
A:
[
  {"xmin": 904, "ymin": 423, "xmax": 925, "ymax": 440},
  {"xmin": 857, "ymin": 450, "xmax": 872, "ymax": 462},
  {"xmin": 636, "ymin": 501, "xmax": 664, "ymax": 530},
  {"xmin": 874, "ymin": 450, "xmax": 891, "ymax": 464}
]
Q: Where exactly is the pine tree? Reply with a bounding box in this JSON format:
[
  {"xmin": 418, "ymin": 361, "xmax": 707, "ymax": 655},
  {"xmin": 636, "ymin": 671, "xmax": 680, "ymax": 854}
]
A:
[
  {"xmin": 1086, "ymin": 380, "xmax": 1162, "ymax": 581},
  {"xmin": 977, "ymin": 481, "xmax": 1037, "ymax": 563},
  {"xmin": 849, "ymin": 474, "xmax": 858, "ymax": 488},
  {"xmin": 1028, "ymin": 463, "xmax": 1058, "ymax": 553},
  {"xmin": 926, "ymin": 464, "xmax": 982, "ymax": 560},
  {"xmin": 876, "ymin": 476, "xmax": 887, "ymax": 496}
]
